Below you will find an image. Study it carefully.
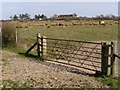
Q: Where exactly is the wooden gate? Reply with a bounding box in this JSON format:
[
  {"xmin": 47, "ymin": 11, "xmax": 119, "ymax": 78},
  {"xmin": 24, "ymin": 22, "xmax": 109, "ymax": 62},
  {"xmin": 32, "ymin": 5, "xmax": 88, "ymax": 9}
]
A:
[
  {"xmin": 26, "ymin": 33, "xmax": 118, "ymax": 75},
  {"xmin": 43, "ymin": 38, "xmax": 102, "ymax": 74}
]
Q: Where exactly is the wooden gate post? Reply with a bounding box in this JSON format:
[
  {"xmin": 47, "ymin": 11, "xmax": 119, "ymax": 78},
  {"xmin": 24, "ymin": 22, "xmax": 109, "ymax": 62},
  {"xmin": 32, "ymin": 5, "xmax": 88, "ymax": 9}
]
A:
[
  {"xmin": 101, "ymin": 42, "xmax": 109, "ymax": 75},
  {"xmin": 40, "ymin": 36, "xmax": 44, "ymax": 61},
  {"xmin": 110, "ymin": 42, "xmax": 115, "ymax": 76},
  {"xmin": 110, "ymin": 41, "xmax": 118, "ymax": 76},
  {"xmin": 37, "ymin": 33, "xmax": 41, "ymax": 59},
  {"xmin": 37, "ymin": 33, "xmax": 46, "ymax": 61},
  {"xmin": 42, "ymin": 36, "xmax": 47, "ymax": 56}
]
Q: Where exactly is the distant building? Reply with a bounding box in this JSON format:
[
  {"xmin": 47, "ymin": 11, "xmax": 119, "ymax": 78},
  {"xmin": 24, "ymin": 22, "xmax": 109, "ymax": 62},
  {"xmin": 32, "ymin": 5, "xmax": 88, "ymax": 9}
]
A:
[{"xmin": 57, "ymin": 13, "xmax": 77, "ymax": 19}]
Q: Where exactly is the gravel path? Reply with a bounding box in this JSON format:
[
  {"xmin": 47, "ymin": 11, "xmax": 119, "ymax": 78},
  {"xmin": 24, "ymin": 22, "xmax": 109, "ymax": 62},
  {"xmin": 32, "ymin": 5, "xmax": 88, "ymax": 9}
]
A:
[{"xmin": 2, "ymin": 50, "xmax": 104, "ymax": 88}]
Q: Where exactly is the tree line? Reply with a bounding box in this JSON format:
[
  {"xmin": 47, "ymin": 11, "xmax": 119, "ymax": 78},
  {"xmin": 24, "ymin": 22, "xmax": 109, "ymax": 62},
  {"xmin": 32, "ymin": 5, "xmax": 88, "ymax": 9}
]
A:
[
  {"xmin": 10, "ymin": 13, "xmax": 47, "ymax": 21},
  {"xmin": 10, "ymin": 13, "xmax": 119, "ymax": 21}
]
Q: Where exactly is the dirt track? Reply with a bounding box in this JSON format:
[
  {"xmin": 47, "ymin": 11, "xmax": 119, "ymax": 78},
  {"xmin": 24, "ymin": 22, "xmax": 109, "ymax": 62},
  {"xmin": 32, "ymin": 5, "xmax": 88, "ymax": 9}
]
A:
[{"xmin": 2, "ymin": 50, "xmax": 104, "ymax": 88}]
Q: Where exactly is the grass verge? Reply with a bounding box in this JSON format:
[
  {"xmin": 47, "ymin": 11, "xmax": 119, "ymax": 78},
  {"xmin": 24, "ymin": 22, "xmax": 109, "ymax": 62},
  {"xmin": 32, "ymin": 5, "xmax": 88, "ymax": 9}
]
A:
[
  {"xmin": 2, "ymin": 44, "xmax": 39, "ymax": 59},
  {"xmin": 97, "ymin": 76, "xmax": 120, "ymax": 88}
]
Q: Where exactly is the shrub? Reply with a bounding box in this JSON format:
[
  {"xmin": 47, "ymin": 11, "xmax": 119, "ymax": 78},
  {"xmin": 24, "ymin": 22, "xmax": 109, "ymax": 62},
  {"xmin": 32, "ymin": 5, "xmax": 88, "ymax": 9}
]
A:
[{"xmin": 2, "ymin": 22, "xmax": 16, "ymax": 45}]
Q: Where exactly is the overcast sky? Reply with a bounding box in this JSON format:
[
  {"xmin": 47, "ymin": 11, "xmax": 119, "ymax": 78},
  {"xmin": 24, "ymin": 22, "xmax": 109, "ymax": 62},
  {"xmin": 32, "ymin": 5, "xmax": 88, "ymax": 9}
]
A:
[
  {"xmin": 1, "ymin": 0, "xmax": 120, "ymax": 2},
  {"xmin": 1, "ymin": 1, "xmax": 119, "ymax": 20}
]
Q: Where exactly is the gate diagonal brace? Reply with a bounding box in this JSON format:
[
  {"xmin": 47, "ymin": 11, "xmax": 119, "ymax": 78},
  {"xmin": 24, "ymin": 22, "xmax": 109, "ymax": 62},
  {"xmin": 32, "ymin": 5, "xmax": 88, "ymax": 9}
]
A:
[
  {"xmin": 25, "ymin": 42, "xmax": 37, "ymax": 55},
  {"xmin": 72, "ymin": 44, "xmax": 98, "ymax": 69},
  {"xmin": 80, "ymin": 44, "xmax": 99, "ymax": 70},
  {"xmin": 68, "ymin": 43, "xmax": 84, "ymax": 63},
  {"xmin": 56, "ymin": 41, "xmax": 70, "ymax": 60},
  {"xmin": 59, "ymin": 42, "xmax": 80, "ymax": 62}
]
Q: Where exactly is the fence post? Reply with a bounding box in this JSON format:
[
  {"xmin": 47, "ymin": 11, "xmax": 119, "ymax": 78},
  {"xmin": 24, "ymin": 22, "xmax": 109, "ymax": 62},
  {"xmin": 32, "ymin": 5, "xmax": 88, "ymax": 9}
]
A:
[
  {"xmin": 15, "ymin": 29, "xmax": 18, "ymax": 44},
  {"xmin": 37, "ymin": 33, "xmax": 41, "ymax": 58},
  {"xmin": 40, "ymin": 36, "xmax": 44, "ymax": 61},
  {"xmin": 36, "ymin": 33, "xmax": 46, "ymax": 61},
  {"xmin": 101, "ymin": 42, "xmax": 109, "ymax": 75},
  {"xmin": 111, "ymin": 41, "xmax": 118, "ymax": 76},
  {"xmin": 110, "ymin": 42, "xmax": 115, "ymax": 76},
  {"xmin": 43, "ymin": 36, "xmax": 47, "ymax": 56}
]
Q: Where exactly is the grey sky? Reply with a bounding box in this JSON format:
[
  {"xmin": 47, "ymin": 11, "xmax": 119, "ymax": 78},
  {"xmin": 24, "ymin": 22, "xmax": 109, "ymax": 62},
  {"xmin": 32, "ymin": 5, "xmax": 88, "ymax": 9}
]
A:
[
  {"xmin": 2, "ymin": 2, "xmax": 118, "ymax": 20},
  {"xmin": 1, "ymin": 0, "xmax": 119, "ymax": 2}
]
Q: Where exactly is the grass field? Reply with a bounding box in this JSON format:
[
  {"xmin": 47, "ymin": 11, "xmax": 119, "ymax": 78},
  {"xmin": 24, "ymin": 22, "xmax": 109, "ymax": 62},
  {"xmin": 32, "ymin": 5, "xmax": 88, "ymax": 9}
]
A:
[{"xmin": 17, "ymin": 22, "xmax": 118, "ymax": 42}]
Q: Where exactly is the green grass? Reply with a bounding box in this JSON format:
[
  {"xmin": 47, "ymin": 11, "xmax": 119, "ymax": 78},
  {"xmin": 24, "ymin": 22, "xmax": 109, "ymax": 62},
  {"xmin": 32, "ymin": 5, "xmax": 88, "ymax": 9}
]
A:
[
  {"xmin": 2, "ymin": 79, "xmax": 37, "ymax": 88},
  {"xmin": 3, "ymin": 44, "xmax": 26, "ymax": 53},
  {"xmin": 18, "ymin": 24, "xmax": 118, "ymax": 41},
  {"xmin": 3, "ymin": 80, "xmax": 19, "ymax": 88},
  {"xmin": 54, "ymin": 84, "xmax": 68, "ymax": 88},
  {"xmin": 97, "ymin": 76, "xmax": 120, "ymax": 88},
  {"xmin": 2, "ymin": 44, "xmax": 38, "ymax": 59}
]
